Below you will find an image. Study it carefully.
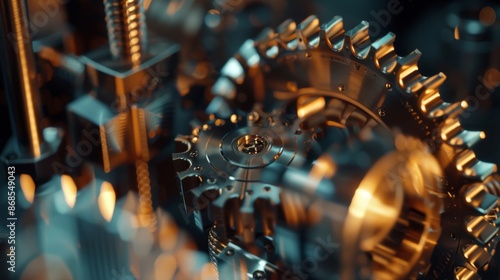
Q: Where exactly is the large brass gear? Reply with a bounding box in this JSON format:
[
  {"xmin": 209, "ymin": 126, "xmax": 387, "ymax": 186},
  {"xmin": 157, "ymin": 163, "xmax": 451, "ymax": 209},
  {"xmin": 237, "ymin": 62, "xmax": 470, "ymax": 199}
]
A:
[
  {"xmin": 270, "ymin": 130, "xmax": 445, "ymax": 280},
  {"xmin": 207, "ymin": 15, "xmax": 500, "ymax": 279}
]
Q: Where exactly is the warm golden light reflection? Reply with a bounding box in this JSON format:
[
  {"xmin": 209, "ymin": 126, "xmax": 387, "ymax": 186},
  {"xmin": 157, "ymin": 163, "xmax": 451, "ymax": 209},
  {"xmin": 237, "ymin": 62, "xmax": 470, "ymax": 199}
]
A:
[
  {"xmin": 479, "ymin": 6, "xmax": 496, "ymax": 27},
  {"xmin": 484, "ymin": 68, "xmax": 500, "ymax": 90},
  {"xmin": 154, "ymin": 254, "xmax": 177, "ymax": 280},
  {"xmin": 199, "ymin": 263, "xmax": 218, "ymax": 280},
  {"xmin": 11, "ymin": 0, "xmax": 42, "ymax": 158},
  {"xmin": 311, "ymin": 155, "xmax": 337, "ymax": 180},
  {"xmin": 135, "ymin": 160, "xmax": 156, "ymax": 230},
  {"xmin": 308, "ymin": 202, "xmax": 324, "ymax": 224},
  {"xmin": 100, "ymin": 125, "xmax": 111, "ymax": 173},
  {"xmin": 98, "ymin": 181, "xmax": 116, "ymax": 222},
  {"xmin": 60, "ymin": 175, "xmax": 77, "ymax": 208},
  {"xmin": 144, "ymin": 0, "xmax": 152, "ymax": 10},
  {"xmin": 455, "ymin": 150, "xmax": 476, "ymax": 172},
  {"xmin": 461, "ymin": 100, "xmax": 469, "ymax": 109},
  {"xmin": 20, "ymin": 174, "xmax": 35, "ymax": 204},
  {"xmin": 166, "ymin": 0, "xmax": 182, "ymax": 14},
  {"xmin": 297, "ymin": 96, "xmax": 326, "ymax": 118},
  {"xmin": 215, "ymin": 119, "xmax": 225, "ymax": 126},
  {"xmin": 398, "ymin": 65, "xmax": 419, "ymax": 89},
  {"xmin": 281, "ymin": 192, "xmax": 307, "ymax": 226},
  {"xmin": 158, "ymin": 213, "xmax": 179, "ymax": 251},
  {"xmin": 454, "ymin": 26, "xmax": 460, "ymax": 40},
  {"xmin": 325, "ymin": 120, "xmax": 346, "ymax": 128},
  {"xmin": 38, "ymin": 47, "xmax": 62, "ymax": 67},
  {"xmin": 239, "ymin": 258, "xmax": 248, "ymax": 280},
  {"xmin": 20, "ymin": 254, "xmax": 73, "ymax": 280},
  {"xmin": 230, "ymin": 114, "xmax": 239, "ymax": 123},
  {"xmin": 349, "ymin": 189, "xmax": 374, "ymax": 219}
]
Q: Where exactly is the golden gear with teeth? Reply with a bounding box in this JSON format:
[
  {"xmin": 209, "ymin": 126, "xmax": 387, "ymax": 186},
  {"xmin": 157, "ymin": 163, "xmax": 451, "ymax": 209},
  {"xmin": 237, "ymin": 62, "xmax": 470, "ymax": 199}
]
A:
[{"xmin": 210, "ymin": 15, "xmax": 500, "ymax": 279}]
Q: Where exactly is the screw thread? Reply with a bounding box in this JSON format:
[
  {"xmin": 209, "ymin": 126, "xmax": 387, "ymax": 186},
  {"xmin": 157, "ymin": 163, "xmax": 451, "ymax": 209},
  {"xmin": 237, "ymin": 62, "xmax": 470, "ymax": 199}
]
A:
[{"xmin": 103, "ymin": 0, "xmax": 147, "ymax": 65}]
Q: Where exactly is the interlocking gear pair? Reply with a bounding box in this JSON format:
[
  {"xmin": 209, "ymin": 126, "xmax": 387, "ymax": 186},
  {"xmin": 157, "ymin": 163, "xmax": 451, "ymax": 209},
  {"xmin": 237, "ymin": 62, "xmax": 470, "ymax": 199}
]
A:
[{"xmin": 174, "ymin": 14, "xmax": 500, "ymax": 280}]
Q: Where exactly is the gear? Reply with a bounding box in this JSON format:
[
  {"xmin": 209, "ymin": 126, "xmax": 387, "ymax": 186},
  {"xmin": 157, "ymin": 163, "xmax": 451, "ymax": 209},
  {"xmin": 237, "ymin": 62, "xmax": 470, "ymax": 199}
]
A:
[
  {"xmin": 208, "ymin": 15, "xmax": 500, "ymax": 279},
  {"xmin": 173, "ymin": 109, "xmax": 314, "ymax": 278},
  {"xmin": 209, "ymin": 15, "xmax": 461, "ymax": 137},
  {"xmin": 208, "ymin": 227, "xmax": 281, "ymax": 279},
  {"xmin": 271, "ymin": 130, "xmax": 444, "ymax": 280},
  {"xmin": 173, "ymin": 109, "xmax": 312, "ymax": 240}
]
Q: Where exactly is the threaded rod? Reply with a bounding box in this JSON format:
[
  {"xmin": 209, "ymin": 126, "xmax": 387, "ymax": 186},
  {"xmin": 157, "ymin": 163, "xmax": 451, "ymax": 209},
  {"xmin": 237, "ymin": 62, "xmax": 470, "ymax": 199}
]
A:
[{"xmin": 103, "ymin": 0, "xmax": 147, "ymax": 65}]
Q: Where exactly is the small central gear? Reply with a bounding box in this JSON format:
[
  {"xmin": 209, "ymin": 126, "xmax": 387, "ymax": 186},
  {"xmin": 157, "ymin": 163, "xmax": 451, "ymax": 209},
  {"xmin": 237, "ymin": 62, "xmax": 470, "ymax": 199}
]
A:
[
  {"xmin": 236, "ymin": 135, "xmax": 268, "ymax": 154},
  {"xmin": 173, "ymin": 110, "xmax": 312, "ymax": 245}
]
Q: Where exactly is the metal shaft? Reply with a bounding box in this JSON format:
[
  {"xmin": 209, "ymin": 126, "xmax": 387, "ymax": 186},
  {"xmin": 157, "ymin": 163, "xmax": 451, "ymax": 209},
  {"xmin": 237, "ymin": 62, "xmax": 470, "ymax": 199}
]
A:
[
  {"xmin": 130, "ymin": 105, "xmax": 156, "ymax": 231},
  {"xmin": 135, "ymin": 159, "xmax": 156, "ymax": 230},
  {"xmin": 0, "ymin": 0, "xmax": 44, "ymax": 158},
  {"xmin": 103, "ymin": 0, "xmax": 147, "ymax": 65}
]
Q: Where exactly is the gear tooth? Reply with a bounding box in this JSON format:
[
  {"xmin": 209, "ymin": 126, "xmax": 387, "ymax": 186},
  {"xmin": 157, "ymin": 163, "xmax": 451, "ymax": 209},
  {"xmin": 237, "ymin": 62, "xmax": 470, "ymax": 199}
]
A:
[
  {"xmin": 371, "ymin": 32, "xmax": 398, "ymax": 73},
  {"xmin": 398, "ymin": 49, "xmax": 422, "ymax": 67},
  {"xmin": 174, "ymin": 137, "xmax": 192, "ymax": 153},
  {"xmin": 454, "ymin": 266, "xmax": 481, "ymax": 280},
  {"xmin": 178, "ymin": 175, "xmax": 203, "ymax": 206},
  {"xmin": 440, "ymin": 118, "xmax": 486, "ymax": 148},
  {"xmin": 277, "ymin": 19, "xmax": 297, "ymax": 37},
  {"xmin": 422, "ymin": 72, "xmax": 447, "ymax": 90},
  {"xmin": 296, "ymin": 95, "xmax": 326, "ymax": 118},
  {"xmin": 396, "ymin": 50, "xmax": 423, "ymax": 93},
  {"xmin": 465, "ymin": 216, "xmax": 499, "ymax": 244},
  {"xmin": 171, "ymin": 153, "xmax": 184, "ymax": 160},
  {"xmin": 449, "ymin": 101, "xmax": 470, "ymax": 118},
  {"xmin": 255, "ymin": 27, "xmax": 276, "ymax": 45},
  {"xmin": 220, "ymin": 56, "xmax": 245, "ymax": 82},
  {"xmin": 484, "ymin": 174, "xmax": 500, "ymax": 196},
  {"xmin": 206, "ymin": 96, "xmax": 232, "ymax": 118},
  {"xmin": 319, "ymin": 16, "xmax": 344, "ymax": 50},
  {"xmin": 418, "ymin": 91, "xmax": 446, "ymax": 117},
  {"xmin": 417, "ymin": 90, "xmax": 467, "ymax": 119},
  {"xmin": 176, "ymin": 170, "xmax": 194, "ymax": 180},
  {"xmin": 406, "ymin": 76, "xmax": 427, "ymax": 93},
  {"xmin": 344, "ymin": 21, "xmax": 371, "ymax": 59},
  {"xmin": 277, "ymin": 19, "xmax": 297, "ymax": 50},
  {"xmin": 464, "ymin": 183, "xmax": 500, "ymax": 214},
  {"xmin": 455, "ymin": 150, "xmax": 498, "ymax": 180},
  {"xmin": 172, "ymin": 153, "xmax": 193, "ymax": 173},
  {"xmin": 297, "ymin": 15, "xmax": 320, "ymax": 50},
  {"xmin": 212, "ymin": 76, "xmax": 237, "ymax": 100},
  {"xmin": 255, "ymin": 28, "xmax": 280, "ymax": 58},
  {"xmin": 239, "ymin": 206, "xmax": 257, "ymax": 244},
  {"xmin": 414, "ymin": 73, "xmax": 448, "ymax": 117},
  {"xmin": 237, "ymin": 40, "xmax": 262, "ymax": 69},
  {"xmin": 463, "ymin": 243, "xmax": 491, "ymax": 270}
]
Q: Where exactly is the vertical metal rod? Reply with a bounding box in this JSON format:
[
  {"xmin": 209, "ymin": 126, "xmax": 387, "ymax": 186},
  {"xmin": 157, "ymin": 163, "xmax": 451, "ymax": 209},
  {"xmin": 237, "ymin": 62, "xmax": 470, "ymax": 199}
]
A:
[
  {"xmin": 103, "ymin": 0, "xmax": 147, "ymax": 65},
  {"xmin": 103, "ymin": 0, "xmax": 155, "ymax": 231},
  {"xmin": 0, "ymin": 0, "xmax": 44, "ymax": 158},
  {"xmin": 130, "ymin": 105, "xmax": 156, "ymax": 231}
]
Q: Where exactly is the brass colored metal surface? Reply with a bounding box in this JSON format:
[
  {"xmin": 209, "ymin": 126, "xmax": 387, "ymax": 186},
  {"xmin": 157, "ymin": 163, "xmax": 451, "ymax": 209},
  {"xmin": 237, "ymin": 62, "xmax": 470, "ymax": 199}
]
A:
[{"xmin": 1, "ymin": 0, "xmax": 44, "ymax": 158}]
